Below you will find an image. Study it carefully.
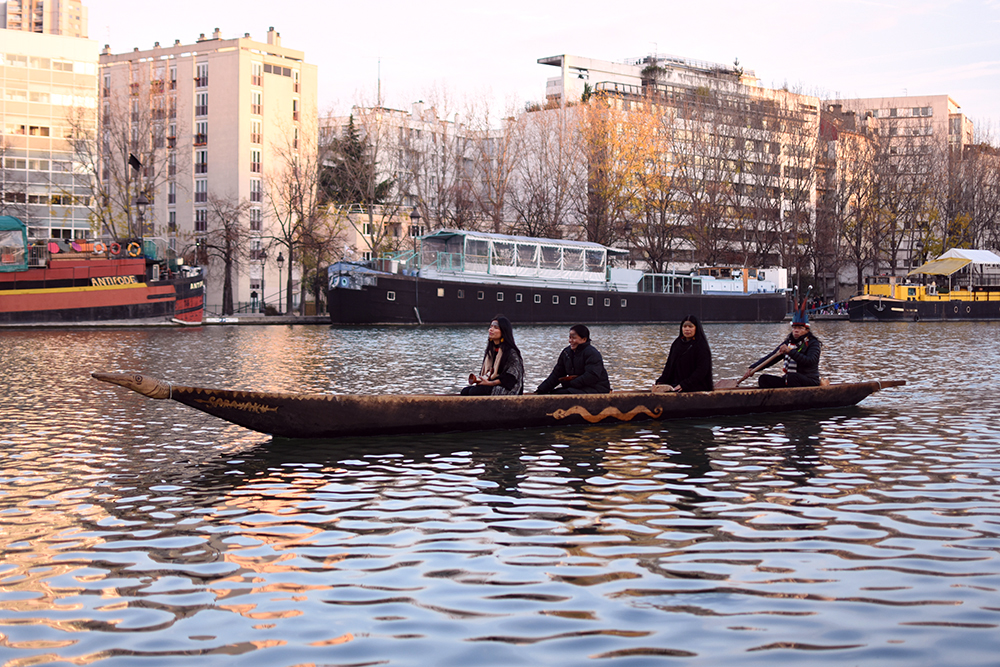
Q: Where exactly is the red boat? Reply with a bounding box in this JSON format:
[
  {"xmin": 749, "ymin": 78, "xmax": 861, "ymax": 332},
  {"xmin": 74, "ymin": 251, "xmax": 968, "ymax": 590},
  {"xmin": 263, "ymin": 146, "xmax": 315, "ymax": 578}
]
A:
[{"xmin": 0, "ymin": 216, "xmax": 204, "ymax": 325}]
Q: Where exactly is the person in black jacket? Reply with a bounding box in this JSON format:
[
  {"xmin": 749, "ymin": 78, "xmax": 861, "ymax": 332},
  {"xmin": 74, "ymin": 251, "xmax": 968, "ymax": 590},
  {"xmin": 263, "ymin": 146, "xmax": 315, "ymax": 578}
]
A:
[
  {"xmin": 535, "ymin": 324, "xmax": 611, "ymax": 394},
  {"xmin": 655, "ymin": 314, "xmax": 713, "ymax": 392},
  {"xmin": 741, "ymin": 314, "xmax": 822, "ymax": 388},
  {"xmin": 461, "ymin": 315, "xmax": 525, "ymax": 395}
]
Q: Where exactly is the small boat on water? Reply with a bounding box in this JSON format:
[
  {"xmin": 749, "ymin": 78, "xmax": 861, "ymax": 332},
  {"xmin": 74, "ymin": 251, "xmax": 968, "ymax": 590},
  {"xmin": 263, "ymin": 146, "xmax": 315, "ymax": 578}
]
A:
[
  {"xmin": 327, "ymin": 229, "xmax": 789, "ymax": 325},
  {"xmin": 92, "ymin": 371, "xmax": 905, "ymax": 440},
  {"xmin": 849, "ymin": 248, "xmax": 1000, "ymax": 322},
  {"xmin": 0, "ymin": 216, "xmax": 204, "ymax": 326}
]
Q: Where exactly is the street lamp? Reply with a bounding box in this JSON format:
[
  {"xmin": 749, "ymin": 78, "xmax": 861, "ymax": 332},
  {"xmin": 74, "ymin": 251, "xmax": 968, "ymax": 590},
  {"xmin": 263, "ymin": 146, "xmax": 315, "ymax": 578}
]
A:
[
  {"xmin": 135, "ymin": 192, "xmax": 150, "ymax": 244},
  {"xmin": 276, "ymin": 251, "xmax": 285, "ymax": 314},
  {"xmin": 258, "ymin": 249, "xmax": 267, "ymax": 313},
  {"xmin": 409, "ymin": 207, "xmax": 421, "ymax": 255}
]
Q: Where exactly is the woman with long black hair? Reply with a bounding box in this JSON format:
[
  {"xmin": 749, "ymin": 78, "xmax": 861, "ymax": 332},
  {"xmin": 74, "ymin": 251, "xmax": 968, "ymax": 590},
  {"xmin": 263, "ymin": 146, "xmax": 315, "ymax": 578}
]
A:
[
  {"xmin": 461, "ymin": 315, "xmax": 525, "ymax": 395},
  {"xmin": 655, "ymin": 314, "xmax": 713, "ymax": 392}
]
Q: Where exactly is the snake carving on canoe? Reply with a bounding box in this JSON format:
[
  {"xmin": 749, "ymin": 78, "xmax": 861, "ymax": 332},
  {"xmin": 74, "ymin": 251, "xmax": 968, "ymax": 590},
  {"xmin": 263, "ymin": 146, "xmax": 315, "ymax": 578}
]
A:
[{"xmin": 547, "ymin": 404, "xmax": 663, "ymax": 423}]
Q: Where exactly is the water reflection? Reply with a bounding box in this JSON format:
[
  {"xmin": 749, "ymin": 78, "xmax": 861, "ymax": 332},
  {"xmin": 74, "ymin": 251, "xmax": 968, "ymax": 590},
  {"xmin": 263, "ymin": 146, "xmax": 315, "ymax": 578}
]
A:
[{"xmin": 2, "ymin": 323, "xmax": 1000, "ymax": 665}]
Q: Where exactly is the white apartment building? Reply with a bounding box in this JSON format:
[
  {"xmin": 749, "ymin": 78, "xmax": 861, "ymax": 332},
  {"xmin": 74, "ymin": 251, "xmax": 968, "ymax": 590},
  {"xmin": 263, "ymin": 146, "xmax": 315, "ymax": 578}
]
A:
[
  {"xmin": 100, "ymin": 27, "xmax": 318, "ymax": 311},
  {"xmin": 322, "ymin": 102, "xmax": 478, "ymax": 260},
  {"xmin": 1, "ymin": 0, "xmax": 87, "ymax": 38},
  {"xmin": 0, "ymin": 29, "xmax": 98, "ymax": 239},
  {"xmin": 830, "ymin": 94, "xmax": 973, "ymax": 157}
]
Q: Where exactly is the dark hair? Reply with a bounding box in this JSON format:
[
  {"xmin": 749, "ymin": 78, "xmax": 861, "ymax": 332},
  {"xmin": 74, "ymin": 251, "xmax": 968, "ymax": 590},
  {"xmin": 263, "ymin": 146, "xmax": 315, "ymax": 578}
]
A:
[
  {"xmin": 678, "ymin": 314, "xmax": 707, "ymax": 344},
  {"xmin": 570, "ymin": 324, "xmax": 590, "ymax": 341},
  {"xmin": 486, "ymin": 314, "xmax": 519, "ymax": 356}
]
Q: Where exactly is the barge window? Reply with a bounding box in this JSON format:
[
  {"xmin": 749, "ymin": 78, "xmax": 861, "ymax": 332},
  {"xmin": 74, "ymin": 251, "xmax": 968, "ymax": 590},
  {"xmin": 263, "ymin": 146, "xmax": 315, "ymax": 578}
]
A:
[
  {"xmin": 570, "ymin": 296, "xmax": 576, "ymax": 305},
  {"xmin": 458, "ymin": 290, "xmax": 464, "ymax": 298},
  {"xmin": 552, "ymin": 296, "xmax": 559, "ymax": 305},
  {"xmin": 387, "ymin": 291, "xmax": 396, "ymax": 301},
  {"xmin": 621, "ymin": 299, "xmax": 627, "ymax": 307},
  {"xmin": 534, "ymin": 294, "xmax": 541, "ymax": 304},
  {"xmin": 437, "ymin": 288, "xmax": 444, "ymax": 297},
  {"xmin": 604, "ymin": 298, "xmax": 611, "ymax": 307},
  {"xmin": 588, "ymin": 297, "xmax": 594, "ymax": 306},
  {"xmin": 516, "ymin": 293, "xmax": 523, "ymax": 303},
  {"xmin": 496, "ymin": 292, "xmax": 504, "ymax": 301},
  {"xmin": 477, "ymin": 291, "xmax": 484, "ymax": 300}
]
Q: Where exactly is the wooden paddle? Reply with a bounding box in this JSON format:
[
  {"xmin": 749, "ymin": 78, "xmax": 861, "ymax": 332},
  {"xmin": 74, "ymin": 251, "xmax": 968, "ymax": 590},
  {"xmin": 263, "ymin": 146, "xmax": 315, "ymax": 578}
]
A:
[{"xmin": 714, "ymin": 348, "xmax": 785, "ymax": 390}]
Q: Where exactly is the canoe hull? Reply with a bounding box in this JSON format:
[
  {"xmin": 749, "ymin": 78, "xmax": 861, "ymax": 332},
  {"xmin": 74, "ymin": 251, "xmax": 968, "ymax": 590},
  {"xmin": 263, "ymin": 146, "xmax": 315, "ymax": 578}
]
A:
[{"xmin": 94, "ymin": 375, "xmax": 900, "ymax": 439}]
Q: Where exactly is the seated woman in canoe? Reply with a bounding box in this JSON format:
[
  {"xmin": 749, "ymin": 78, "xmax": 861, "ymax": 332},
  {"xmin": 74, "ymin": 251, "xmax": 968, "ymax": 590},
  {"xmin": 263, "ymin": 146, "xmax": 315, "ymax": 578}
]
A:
[
  {"xmin": 741, "ymin": 307, "xmax": 821, "ymax": 388},
  {"xmin": 461, "ymin": 315, "xmax": 525, "ymax": 395},
  {"xmin": 536, "ymin": 324, "xmax": 611, "ymax": 394},
  {"xmin": 654, "ymin": 314, "xmax": 713, "ymax": 392}
]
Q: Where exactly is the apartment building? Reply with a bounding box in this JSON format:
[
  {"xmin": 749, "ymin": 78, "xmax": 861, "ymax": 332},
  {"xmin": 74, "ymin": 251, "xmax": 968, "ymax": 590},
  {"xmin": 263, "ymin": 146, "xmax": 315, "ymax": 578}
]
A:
[
  {"xmin": 100, "ymin": 27, "xmax": 318, "ymax": 310},
  {"xmin": 0, "ymin": 29, "xmax": 98, "ymax": 240},
  {"xmin": 831, "ymin": 94, "xmax": 974, "ymax": 158},
  {"xmin": 321, "ymin": 102, "xmax": 478, "ymax": 260},
  {"xmin": 1, "ymin": 0, "xmax": 87, "ymax": 37}
]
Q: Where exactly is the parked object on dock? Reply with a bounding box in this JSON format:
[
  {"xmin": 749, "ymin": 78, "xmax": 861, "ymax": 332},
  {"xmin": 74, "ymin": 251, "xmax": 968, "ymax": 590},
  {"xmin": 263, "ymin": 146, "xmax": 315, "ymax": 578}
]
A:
[
  {"xmin": 0, "ymin": 216, "xmax": 204, "ymax": 325},
  {"xmin": 849, "ymin": 248, "xmax": 1000, "ymax": 322},
  {"xmin": 327, "ymin": 229, "xmax": 788, "ymax": 325},
  {"xmin": 92, "ymin": 370, "xmax": 904, "ymax": 440}
]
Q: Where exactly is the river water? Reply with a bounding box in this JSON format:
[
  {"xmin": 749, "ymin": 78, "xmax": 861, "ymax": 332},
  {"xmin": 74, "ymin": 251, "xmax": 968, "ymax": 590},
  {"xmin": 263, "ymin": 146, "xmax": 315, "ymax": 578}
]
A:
[{"xmin": 1, "ymin": 321, "xmax": 999, "ymax": 666}]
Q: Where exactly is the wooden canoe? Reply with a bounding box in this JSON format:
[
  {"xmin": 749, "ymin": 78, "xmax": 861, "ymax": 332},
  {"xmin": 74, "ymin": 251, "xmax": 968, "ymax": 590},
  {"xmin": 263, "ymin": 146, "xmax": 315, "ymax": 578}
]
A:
[{"xmin": 92, "ymin": 371, "xmax": 906, "ymax": 440}]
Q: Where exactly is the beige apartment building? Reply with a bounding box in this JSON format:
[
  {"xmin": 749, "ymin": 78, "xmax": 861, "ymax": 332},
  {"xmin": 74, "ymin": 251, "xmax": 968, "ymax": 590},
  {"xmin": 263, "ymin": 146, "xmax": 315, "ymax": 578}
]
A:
[
  {"xmin": 100, "ymin": 27, "xmax": 318, "ymax": 311},
  {"xmin": 1, "ymin": 0, "xmax": 87, "ymax": 37},
  {"xmin": 0, "ymin": 29, "xmax": 98, "ymax": 239},
  {"xmin": 831, "ymin": 94, "xmax": 974, "ymax": 157}
]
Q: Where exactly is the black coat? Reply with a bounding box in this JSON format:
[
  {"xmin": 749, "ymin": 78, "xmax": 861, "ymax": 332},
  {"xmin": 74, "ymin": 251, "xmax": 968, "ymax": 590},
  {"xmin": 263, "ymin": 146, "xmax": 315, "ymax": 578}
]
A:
[
  {"xmin": 753, "ymin": 331, "xmax": 822, "ymax": 382},
  {"xmin": 656, "ymin": 336, "xmax": 713, "ymax": 392},
  {"xmin": 536, "ymin": 341, "xmax": 611, "ymax": 394}
]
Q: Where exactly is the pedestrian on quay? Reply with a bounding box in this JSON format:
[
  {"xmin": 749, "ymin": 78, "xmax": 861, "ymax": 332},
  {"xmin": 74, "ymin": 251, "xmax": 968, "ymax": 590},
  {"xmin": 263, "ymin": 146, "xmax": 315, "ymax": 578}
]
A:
[
  {"xmin": 535, "ymin": 324, "xmax": 611, "ymax": 394},
  {"xmin": 461, "ymin": 315, "xmax": 525, "ymax": 395},
  {"xmin": 654, "ymin": 314, "xmax": 714, "ymax": 392}
]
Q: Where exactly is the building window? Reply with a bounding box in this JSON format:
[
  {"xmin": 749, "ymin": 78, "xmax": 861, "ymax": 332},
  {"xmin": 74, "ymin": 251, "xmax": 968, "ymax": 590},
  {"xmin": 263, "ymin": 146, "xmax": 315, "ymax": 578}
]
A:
[
  {"xmin": 477, "ymin": 291, "xmax": 484, "ymax": 300},
  {"xmin": 534, "ymin": 294, "xmax": 541, "ymax": 304},
  {"xmin": 168, "ymin": 210, "xmax": 176, "ymax": 232},
  {"xmin": 169, "ymin": 66, "xmax": 177, "ymax": 90},
  {"xmin": 570, "ymin": 296, "xmax": 576, "ymax": 305},
  {"xmin": 251, "ymin": 91, "xmax": 262, "ymax": 115},
  {"xmin": 620, "ymin": 298, "xmax": 627, "ymax": 307},
  {"xmin": 195, "ymin": 63, "xmax": 208, "ymax": 87},
  {"xmin": 195, "ymin": 92, "xmax": 208, "ymax": 116},
  {"xmin": 604, "ymin": 298, "xmax": 610, "ymax": 306},
  {"xmin": 496, "ymin": 292, "xmax": 504, "ymax": 302},
  {"xmin": 250, "ymin": 178, "xmax": 262, "ymax": 202},
  {"xmin": 249, "ymin": 208, "xmax": 262, "ymax": 231},
  {"xmin": 457, "ymin": 290, "xmax": 464, "ymax": 299},
  {"xmin": 292, "ymin": 99, "xmax": 299, "ymax": 121},
  {"xmin": 293, "ymin": 70, "xmax": 300, "ymax": 93},
  {"xmin": 250, "ymin": 120, "xmax": 262, "ymax": 144},
  {"xmin": 195, "ymin": 121, "xmax": 208, "ymax": 146},
  {"xmin": 195, "ymin": 179, "xmax": 208, "ymax": 203},
  {"xmin": 195, "ymin": 149, "xmax": 208, "ymax": 174},
  {"xmin": 168, "ymin": 182, "xmax": 176, "ymax": 204},
  {"xmin": 251, "ymin": 62, "xmax": 262, "ymax": 86},
  {"xmin": 587, "ymin": 297, "xmax": 594, "ymax": 306},
  {"xmin": 251, "ymin": 149, "xmax": 261, "ymax": 173},
  {"xmin": 515, "ymin": 293, "xmax": 522, "ymax": 303},
  {"xmin": 387, "ymin": 291, "xmax": 396, "ymax": 301},
  {"xmin": 552, "ymin": 295, "xmax": 559, "ymax": 304},
  {"xmin": 195, "ymin": 208, "xmax": 207, "ymax": 232},
  {"xmin": 437, "ymin": 288, "xmax": 444, "ymax": 297}
]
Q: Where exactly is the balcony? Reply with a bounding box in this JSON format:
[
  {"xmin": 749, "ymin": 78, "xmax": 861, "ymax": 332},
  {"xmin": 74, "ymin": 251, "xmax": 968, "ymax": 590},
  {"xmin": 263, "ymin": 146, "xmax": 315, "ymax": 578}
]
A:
[
  {"xmin": 195, "ymin": 192, "xmax": 207, "ymax": 203},
  {"xmin": 250, "ymin": 162, "xmax": 261, "ymax": 173},
  {"xmin": 194, "ymin": 133, "xmax": 208, "ymax": 146},
  {"xmin": 195, "ymin": 76, "xmax": 208, "ymax": 87},
  {"xmin": 167, "ymin": 136, "xmax": 176, "ymax": 148},
  {"xmin": 251, "ymin": 104, "xmax": 262, "ymax": 115},
  {"xmin": 195, "ymin": 105, "xmax": 208, "ymax": 116},
  {"xmin": 251, "ymin": 74, "xmax": 262, "ymax": 86},
  {"xmin": 250, "ymin": 133, "xmax": 261, "ymax": 144},
  {"xmin": 293, "ymin": 111, "xmax": 299, "ymax": 121},
  {"xmin": 250, "ymin": 191, "xmax": 262, "ymax": 202},
  {"xmin": 195, "ymin": 162, "xmax": 208, "ymax": 174}
]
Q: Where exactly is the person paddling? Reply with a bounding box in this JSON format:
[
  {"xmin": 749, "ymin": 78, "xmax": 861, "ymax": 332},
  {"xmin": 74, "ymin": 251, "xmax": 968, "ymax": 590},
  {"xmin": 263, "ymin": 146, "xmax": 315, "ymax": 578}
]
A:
[{"xmin": 741, "ymin": 299, "xmax": 821, "ymax": 388}]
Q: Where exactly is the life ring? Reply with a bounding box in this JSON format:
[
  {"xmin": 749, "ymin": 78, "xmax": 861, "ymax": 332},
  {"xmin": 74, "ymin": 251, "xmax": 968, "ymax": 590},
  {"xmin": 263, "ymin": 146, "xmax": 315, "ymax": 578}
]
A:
[
  {"xmin": 126, "ymin": 242, "xmax": 141, "ymax": 257},
  {"xmin": 92, "ymin": 241, "xmax": 106, "ymax": 254},
  {"xmin": 109, "ymin": 242, "xmax": 121, "ymax": 255}
]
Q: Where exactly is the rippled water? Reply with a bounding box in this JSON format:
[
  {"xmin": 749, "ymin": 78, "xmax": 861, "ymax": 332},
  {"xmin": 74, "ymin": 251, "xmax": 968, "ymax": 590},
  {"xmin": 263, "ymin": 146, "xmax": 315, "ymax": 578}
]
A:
[{"xmin": 1, "ymin": 321, "xmax": 999, "ymax": 666}]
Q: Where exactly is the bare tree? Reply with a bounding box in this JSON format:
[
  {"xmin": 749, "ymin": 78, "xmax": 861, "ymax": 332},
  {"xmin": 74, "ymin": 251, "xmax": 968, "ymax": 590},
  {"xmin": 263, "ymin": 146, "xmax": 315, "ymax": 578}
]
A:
[
  {"xmin": 67, "ymin": 70, "xmax": 177, "ymax": 242},
  {"xmin": 507, "ymin": 105, "xmax": 583, "ymax": 239},
  {"xmin": 267, "ymin": 124, "xmax": 328, "ymax": 314},
  {"xmin": 0, "ymin": 138, "xmax": 29, "ymax": 222},
  {"xmin": 467, "ymin": 97, "xmax": 520, "ymax": 233},
  {"xmin": 192, "ymin": 193, "xmax": 252, "ymax": 315}
]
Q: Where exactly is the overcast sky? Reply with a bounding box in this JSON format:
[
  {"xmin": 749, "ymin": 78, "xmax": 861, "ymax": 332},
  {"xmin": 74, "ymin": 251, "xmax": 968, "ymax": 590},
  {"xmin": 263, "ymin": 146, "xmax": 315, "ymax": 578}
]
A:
[{"xmin": 88, "ymin": 0, "xmax": 1000, "ymax": 135}]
